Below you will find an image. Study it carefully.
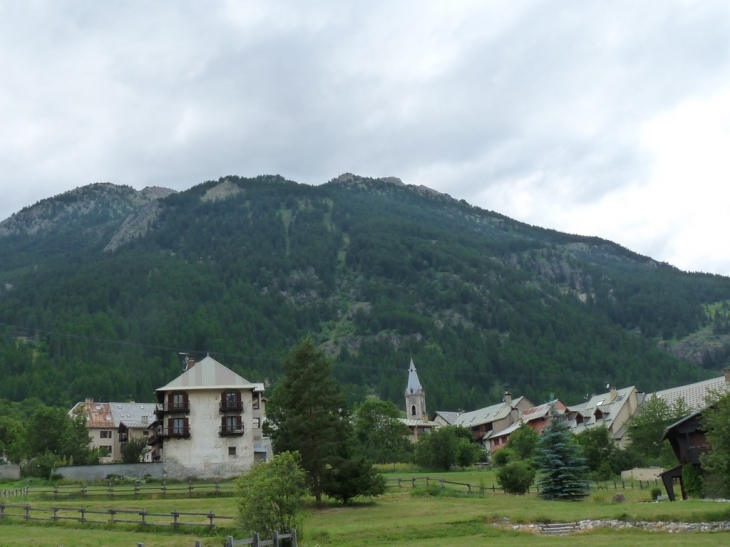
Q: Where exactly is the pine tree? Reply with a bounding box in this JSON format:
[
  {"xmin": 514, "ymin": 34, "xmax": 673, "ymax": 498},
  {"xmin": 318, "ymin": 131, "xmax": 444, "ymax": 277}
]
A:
[
  {"xmin": 534, "ymin": 412, "xmax": 589, "ymax": 501},
  {"xmin": 265, "ymin": 336, "xmax": 351, "ymax": 504}
]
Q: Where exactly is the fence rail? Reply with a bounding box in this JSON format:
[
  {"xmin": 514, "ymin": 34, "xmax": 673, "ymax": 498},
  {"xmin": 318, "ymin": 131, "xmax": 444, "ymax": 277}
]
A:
[
  {"xmin": 2, "ymin": 481, "xmax": 236, "ymax": 500},
  {"xmin": 385, "ymin": 476, "xmax": 662, "ymax": 495},
  {"xmin": 0, "ymin": 503, "xmax": 235, "ymax": 529},
  {"xmin": 226, "ymin": 529, "xmax": 297, "ymax": 547}
]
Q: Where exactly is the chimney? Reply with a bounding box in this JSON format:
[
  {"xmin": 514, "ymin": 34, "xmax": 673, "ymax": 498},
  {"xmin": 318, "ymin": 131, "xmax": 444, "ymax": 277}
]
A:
[
  {"xmin": 85, "ymin": 398, "xmax": 94, "ymax": 404},
  {"xmin": 504, "ymin": 391, "xmax": 512, "ymax": 406},
  {"xmin": 187, "ymin": 355, "xmax": 196, "ymax": 369},
  {"xmin": 141, "ymin": 415, "xmax": 148, "ymax": 425},
  {"xmin": 609, "ymin": 387, "xmax": 617, "ymax": 402}
]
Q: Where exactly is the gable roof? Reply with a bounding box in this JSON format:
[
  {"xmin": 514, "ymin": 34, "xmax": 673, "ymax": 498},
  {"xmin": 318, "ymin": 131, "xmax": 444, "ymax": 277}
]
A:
[
  {"xmin": 453, "ymin": 396, "xmax": 525, "ymax": 429},
  {"xmin": 433, "ymin": 411, "xmax": 462, "ymax": 425},
  {"xmin": 157, "ymin": 356, "xmax": 256, "ymax": 392},
  {"xmin": 650, "ymin": 376, "xmax": 728, "ymax": 411},
  {"xmin": 567, "ymin": 386, "xmax": 637, "ymax": 436},
  {"xmin": 406, "ymin": 358, "xmax": 423, "ymax": 393},
  {"xmin": 110, "ymin": 402, "xmax": 155, "ymax": 425}
]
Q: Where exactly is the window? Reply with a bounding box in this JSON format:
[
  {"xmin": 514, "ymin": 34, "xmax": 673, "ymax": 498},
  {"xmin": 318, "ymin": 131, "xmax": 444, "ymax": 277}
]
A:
[
  {"xmin": 100, "ymin": 446, "xmax": 112, "ymax": 455},
  {"xmin": 173, "ymin": 393, "xmax": 185, "ymax": 410},
  {"xmin": 411, "ymin": 405, "xmax": 416, "ymax": 416},
  {"xmin": 173, "ymin": 418, "xmax": 185, "ymax": 435},
  {"xmin": 253, "ymin": 417, "xmax": 261, "ymax": 429},
  {"xmin": 100, "ymin": 431, "xmax": 112, "ymax": 439},
  {"xmin": 142, "ymin": 430, "xmax": 149, "ymax": 436},
  {"xmin": 228, "ymin": 446, "xmax": 237, "ymax": 456},
  {"xmin": 226, "ymin": 392, "xmax": 237, "ymax": 406}
]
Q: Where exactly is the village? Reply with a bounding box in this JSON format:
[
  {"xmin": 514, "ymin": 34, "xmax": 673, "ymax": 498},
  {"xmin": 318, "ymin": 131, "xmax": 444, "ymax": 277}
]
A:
[{"xmin": 57, "ymin": 354, "xmax": 730, "ymax": 503}]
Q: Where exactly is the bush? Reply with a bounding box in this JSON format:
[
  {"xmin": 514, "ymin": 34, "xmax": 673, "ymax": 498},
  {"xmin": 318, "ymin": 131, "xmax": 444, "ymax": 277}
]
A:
[
  {"xmin": 682, "ymin": 464, "xmax": 704, "ymax": 498},
  {"xmin": 496, "ymin": 460, "xmax": 536, "ymax": 495},
  {"xmin": 236, "ymin": 452, "xmax": 307, "ymax": 538},
  {"xmin": 492, "ymin": 448, "xmax": 514, "ymax": 467},
  {"xmin": 23, "ymin": 452, "xmax": 59, "ymax": 479},
  {"xmin": 650, "ymin": 487, "xmax": 662, "ymax": 501}
]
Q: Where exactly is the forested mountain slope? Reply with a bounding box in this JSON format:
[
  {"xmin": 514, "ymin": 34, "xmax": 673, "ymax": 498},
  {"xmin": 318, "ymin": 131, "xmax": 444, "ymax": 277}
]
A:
[{"xmin": 0, "ymin": 174, "xmax": 728, "ymax": 410}]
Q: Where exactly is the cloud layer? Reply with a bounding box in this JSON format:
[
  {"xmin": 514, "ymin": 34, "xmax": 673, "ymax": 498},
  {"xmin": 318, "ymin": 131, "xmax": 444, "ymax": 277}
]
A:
[{"xmin": 2, "ymin": 1, "xmax": 730, "ymax": 273}]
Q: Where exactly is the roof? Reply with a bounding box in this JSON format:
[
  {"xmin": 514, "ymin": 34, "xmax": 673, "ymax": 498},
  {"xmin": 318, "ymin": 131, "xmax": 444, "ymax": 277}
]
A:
[
  {"xmin": 661, "ymin": 409, "xmax": 704, "ymax": 441},
  {"xmin": 69, "ymin": 401, "xmax": 156, "ymax": 428},
  {"xmin": 119, "ymin": 420, "xmax": 150, "ymax": 430},
  {"xmin": 110, "ymin": 402, "xmax": 155, "ymax": 425},
  {"xmin": 520, "ymin": 400, "xmax": 562, "ymax": 422},
  {"xmin": 433, "ymin": 411, "xmax": 461, "ymax": 425},
  {"xmin": 400, "ymin": 418, "xmax": 439, "ymax": 428},
  {"xmin": 406, "ymin": 358, "xmax": 423, "ymax": 394},
  {"xmin": 651, "ymin": 376, "xmax": 728, "ymax": 411},
  {"xmin": 453, "ymin": 397, "xmax": 525, "ymax": 429},
  {"xmin": 488, "ymin": 419, "xmax": 524, "ymax": 440},
  {"xmin": 567, "ymin": 386, "xmax": 636, "ymax": 437},
  {"xmin": 157, "ymin": 356, "xmax": 256, "ymax": 392}
]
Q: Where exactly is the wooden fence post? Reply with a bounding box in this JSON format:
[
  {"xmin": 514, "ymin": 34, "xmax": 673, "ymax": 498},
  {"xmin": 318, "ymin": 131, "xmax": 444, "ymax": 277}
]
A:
[
  {"xmin": 195, "ymin": 541, "xmax": 202, "ymax": 547},
  {"xmin": 226, "ymin": 536, "xmax": 234, "ymax": 547},
  {"xmin": 207, "ymin": 511, "xmax": 215, "ymax": 529},
  {"xmin": 291, "ymin": 528, "xmax": 298, "ymax": 547},
  {"xmin": 272, "ymin": 530, "xmax": 279, "ymax": 546},
  {"xmin": 439, "ymin": 479, "xmax": 444, "ymax": 490},
  {"xmin": 252, "ymin": 532, "xmax": 260, "ymax": 547},
  {"xmin": 172, "ymin": 510, "xmax": 179, "ymax": 529},
  {"xmin": 24, "ymin": 504, "xmax": 30, "ymax": 520}
]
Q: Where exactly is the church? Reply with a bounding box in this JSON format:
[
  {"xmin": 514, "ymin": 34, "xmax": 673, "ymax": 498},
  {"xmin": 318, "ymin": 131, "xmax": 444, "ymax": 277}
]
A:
[{"xmin": 399, "ymin": 358, "xmax": 439, "ymax": 442}]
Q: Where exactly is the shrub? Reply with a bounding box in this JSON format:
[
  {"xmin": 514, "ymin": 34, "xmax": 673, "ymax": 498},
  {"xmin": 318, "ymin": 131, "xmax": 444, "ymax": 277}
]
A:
[
  {"xmin": 492, "ymin": 448, "xmax": 514, "ymax": 467},
  {"xmin": 496, "ymin": 460, "xmax": 536, "ymax": 495},
  {"xmin": 650, "ymin": 487, "xmax": 662, "ymax": 501}
]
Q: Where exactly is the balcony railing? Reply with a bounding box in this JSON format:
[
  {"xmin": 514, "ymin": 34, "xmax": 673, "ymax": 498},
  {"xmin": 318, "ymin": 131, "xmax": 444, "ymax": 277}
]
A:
[
  {"xmin": 155, "ymin": 427, "xmax": 191, "ymax": 438},
  {"xmin": 220, "ymin": 401, "xmax": 244, "ymax": 412},
  {"xmin": 219, "ymin": 425, "xmax": 245, "ymax": 436},
  {"xmin": 156, "ymin": 402, "xmax": 190, "ymax": 413}
]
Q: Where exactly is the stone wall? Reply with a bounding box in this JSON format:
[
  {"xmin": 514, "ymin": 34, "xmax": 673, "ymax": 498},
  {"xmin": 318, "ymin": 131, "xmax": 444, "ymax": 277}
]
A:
[
  {"xmin": 0, "ymin": 464, "xmax": 21, "ymax": 480},
  {"xmin": 55, "ymin": 462, "xmax": 163, "ymax": 481}
]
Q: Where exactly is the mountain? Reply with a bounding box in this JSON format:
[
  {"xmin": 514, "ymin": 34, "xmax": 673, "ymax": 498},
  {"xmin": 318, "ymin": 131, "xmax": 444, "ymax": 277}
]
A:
[{"xmin": 0, "ymin": 174, "xmax": 729, "ymax": 410}]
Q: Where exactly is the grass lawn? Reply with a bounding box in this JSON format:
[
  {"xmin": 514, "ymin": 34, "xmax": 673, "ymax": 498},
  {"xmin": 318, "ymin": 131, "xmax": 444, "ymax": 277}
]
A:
[{"xmin": 4, "ymin": 472, "xmax": 730, "ymax": 546}]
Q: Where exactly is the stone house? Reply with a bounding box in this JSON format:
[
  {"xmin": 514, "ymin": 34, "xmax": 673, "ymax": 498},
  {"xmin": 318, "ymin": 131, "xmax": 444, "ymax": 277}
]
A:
[
  {"xmin": 566, "ymin": 386, "xmax": 643, "ymax": 448},
  {"xmin": 148, "ymin": 355, "xmax": 271, "ymax": 479},
  {"xmin": 452, "ymin": 392, "xmax": 534, "ymax": 448}
]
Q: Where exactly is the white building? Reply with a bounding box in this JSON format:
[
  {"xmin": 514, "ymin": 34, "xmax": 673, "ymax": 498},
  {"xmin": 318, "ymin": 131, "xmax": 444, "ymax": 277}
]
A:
[{"xmin": 150, "ymin": 355, "xmax": 271, "ymax": 479}]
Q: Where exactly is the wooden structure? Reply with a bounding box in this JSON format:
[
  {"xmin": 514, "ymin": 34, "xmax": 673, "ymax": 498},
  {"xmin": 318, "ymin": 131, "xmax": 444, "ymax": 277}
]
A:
[{"xmin": 659, "ymin": 410, "xmax": 710, "ymax": 501}]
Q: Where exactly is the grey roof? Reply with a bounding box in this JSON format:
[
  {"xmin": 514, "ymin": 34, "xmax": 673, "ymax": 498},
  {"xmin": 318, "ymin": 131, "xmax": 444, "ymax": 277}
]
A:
[
  {"xmin": 433, "ymin": 411, "xmax": 461, "ymax": 425},
  {"xmin": 651, "ymin": 376, "xmax": 728, "ymax": 411},
  {"xmin": 109, "ymin": 402, "xmax": 156, "ymax": 426},
  {"xmin": 400, "ymin": 418, "xmax": 439, "ymax": 427},
  {"xmin": 119, "ymin": 420, "xmax": 150, "ymax": 429},
  {"xmin": 567, "ymin": 386, "xmax": 635, "ymax": 437},
  {"xmin": 453, "ymin": 396, "xmax": 525, "ymax": 428},
  {"xmin": 405, "ymin": 358, "xmax": 423, "ymax": 394},
  {"xmin": 157, "ymin": 356, "xmax": 256, "ymax": 392}
]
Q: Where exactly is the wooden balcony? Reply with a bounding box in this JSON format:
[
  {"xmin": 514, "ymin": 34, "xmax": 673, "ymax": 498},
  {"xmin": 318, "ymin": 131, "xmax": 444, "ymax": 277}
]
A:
[
  {"xmin": 220, "ymin": 400, "xmax": 244, "ymax": 412},
  {"xmin": 155, "ymin": 402, "xmax": 190, "ymax": 414},
  {"xmin": 155, "ymin": 427, "xmax": 191, "ymax": 438},
  {"xmin": 219, "ymin": 425, "xmax": 245, "ymax": 436}
]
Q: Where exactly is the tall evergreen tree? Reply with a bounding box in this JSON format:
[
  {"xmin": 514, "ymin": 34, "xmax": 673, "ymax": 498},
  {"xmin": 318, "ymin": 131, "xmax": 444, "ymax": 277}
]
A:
[
  {"xmin": 265, "ymin": 337, "xmax": 351, "ymax": 504},
  {"xmin": 534, "ymin": 411, "xmax": 589, "ymax": 501}
]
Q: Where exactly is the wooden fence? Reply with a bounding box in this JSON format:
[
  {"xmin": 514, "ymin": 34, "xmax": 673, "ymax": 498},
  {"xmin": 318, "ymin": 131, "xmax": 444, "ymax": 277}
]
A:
[
  {"xmin": 4, "ymin": 481, "xmax": 236, "ymax": 500},
  {"xmin": 386, "ymin": 476, "xmax": 663, "ymax": 494},
  {"xmin": 226, "ymin": 529, "xmax": 297, "ymax": 547},
  {"xmin": 1, "ymin": 486, "xmax": 29, "ymax": 498},
  {"xmin": 0, "ymin": 503, "xmax": 235, "ymax": 529}
]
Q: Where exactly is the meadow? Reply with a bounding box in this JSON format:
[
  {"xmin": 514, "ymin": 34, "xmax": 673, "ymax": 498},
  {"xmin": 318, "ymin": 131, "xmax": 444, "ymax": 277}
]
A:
[{"xmin": 2, "ymin": 470, "xmax": 730, "ymax": 547}]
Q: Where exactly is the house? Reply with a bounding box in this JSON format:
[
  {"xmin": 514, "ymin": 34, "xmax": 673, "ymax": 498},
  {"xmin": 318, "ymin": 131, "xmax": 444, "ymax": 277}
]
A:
[
  {"xmin": 649, "ymin": 369, "xmax": 730, "ymax": 411},
  {"xmin": 452, "ymin": 392, "xmax": 533, "ymax": 447},
  {"xmin": 659, "ymin": 410, "xmax": 709, "ymax": 501},
  {"xmin": 68, "ymin": 399, "xmax": 155, "ymax": 463},
  {"xmin": 148, "ymin": 355, "xmax": 271, "ymax": 479},
  {"xmin": 399, "ymin": 359, "xmax": 439, "ymax": 442},
  {"xmin": 486, "ymin": 400, "xmax": 566, "ymax": 453},
  {"xmin": 432, "ymin": 411, "xmax": 462, "ymax": 427},
  {"xmin": 566, "ymin": 386, "xmax": 643, "ymax": 448}
]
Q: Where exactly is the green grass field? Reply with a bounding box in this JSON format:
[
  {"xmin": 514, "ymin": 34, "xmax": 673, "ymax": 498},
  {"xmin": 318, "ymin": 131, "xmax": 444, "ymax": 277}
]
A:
[{"xmin": 2, "ymin": 471, "xmax": 730, "ymax": 547}]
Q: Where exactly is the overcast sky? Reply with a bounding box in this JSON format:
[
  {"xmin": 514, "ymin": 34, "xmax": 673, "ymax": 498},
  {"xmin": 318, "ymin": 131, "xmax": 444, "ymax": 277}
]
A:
[{"xmin": 2, "ymin": 1, "xmax": 730, "ymax": 274}]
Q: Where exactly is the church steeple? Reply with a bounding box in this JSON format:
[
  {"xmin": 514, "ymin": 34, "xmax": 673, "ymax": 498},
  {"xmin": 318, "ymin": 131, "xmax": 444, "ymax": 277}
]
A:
[{"xmin": 405, "ymin": 358, "xmax": 427, "ymax": 422}]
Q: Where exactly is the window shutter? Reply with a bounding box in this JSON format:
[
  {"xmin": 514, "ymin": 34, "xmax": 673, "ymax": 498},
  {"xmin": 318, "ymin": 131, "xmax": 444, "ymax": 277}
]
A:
[
  {"xmin": 237, "ymin": 415, "xmax": 242, "ymax": 429},
  {"xmin": 221, "ymin": 416, "xmax": 226, "ymax": 429},
  {"xmin": 221, "ymin": 392, "xmax": 226, "ymax": 405},
  {"xmin": 184, "ymin": 417, "xmax": 189, "ymax": 433},
  {"xmin": 236, "ymin": 391, "xmax": 241, "ymax": 403},
  {"xmin": 183, "ymin": 392, "xmax": 189, "ymax": 406},
  {"xmin": 168, "ymin": 393, "xmax": 174, "ymax": 405},
  {"xmin": 167, "ymin": 417, "xmax": 173, "ymax": 430}
]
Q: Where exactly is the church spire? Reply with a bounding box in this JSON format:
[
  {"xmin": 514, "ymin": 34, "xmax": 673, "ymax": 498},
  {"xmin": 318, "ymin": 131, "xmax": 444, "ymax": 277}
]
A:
[{"xmin": 405, "ymin": 358, "xmax": 428, "ymax": 422}]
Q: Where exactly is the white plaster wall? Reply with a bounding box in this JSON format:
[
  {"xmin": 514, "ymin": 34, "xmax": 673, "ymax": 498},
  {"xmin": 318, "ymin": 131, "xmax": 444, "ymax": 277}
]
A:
[{"xmin": 163, "ymin": 389, "xmax": 254, "ymax": 479}]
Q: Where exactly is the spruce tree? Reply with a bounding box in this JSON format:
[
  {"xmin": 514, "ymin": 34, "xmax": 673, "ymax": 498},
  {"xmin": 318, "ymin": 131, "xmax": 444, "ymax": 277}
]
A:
[
  {"xmin": 266, "ymin": 337, "xmax": 350, "ymax": 504},
  {"xmin": 534, "ymin": 412, "xmax": 589, "ymax": 501}
]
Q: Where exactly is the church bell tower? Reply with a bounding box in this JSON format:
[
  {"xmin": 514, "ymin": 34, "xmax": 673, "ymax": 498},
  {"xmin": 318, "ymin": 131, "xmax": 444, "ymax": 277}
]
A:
[{"xmin": 405, "ymin": 358, "xmax": 428, "ymax": 422}]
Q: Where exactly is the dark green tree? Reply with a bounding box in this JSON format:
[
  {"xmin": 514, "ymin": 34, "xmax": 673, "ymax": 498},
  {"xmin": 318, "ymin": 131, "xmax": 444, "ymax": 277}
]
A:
[
  {"xmin": 701, "ymin": 391, "xmax": 730, "ymax": 497},
  {"xmin": 534, "ymin": 412, "xmax": 589, "ymax": 501},
  {"xmin": 626, "ymin": 395, "xmax": 690, "ymax": 465},
  {"xmin": 353, "ymin": 399, "xmax": 412, "ymax": 464},
  {"xmin": 507, "ymin": 422, "xmax": 539, "ymax": 461},
  {"xmin": 266, "ymin": 337, "xmax": 351, "ymax": 504},
  {"xmin": 575, "ymin": 427, "xmax": 617, "ymax": 479},
  {"xmin": 414, "ymin": 426, "xmax": 481, "ymax": 471},
  {"xmin": 0, "ymin": 416, "xmax": 25, "ymax": 464},
  {"xmin": 121, "ymin": 437, "xmax": 149, "ymax": 464},
  {"xmin": 322, "ymin": 455, "xmax": 387, "ymax": 504}
]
